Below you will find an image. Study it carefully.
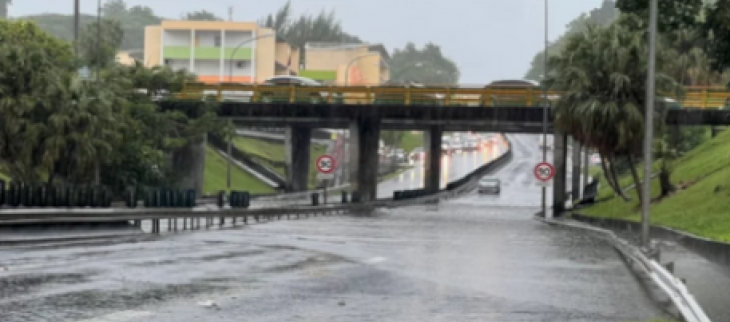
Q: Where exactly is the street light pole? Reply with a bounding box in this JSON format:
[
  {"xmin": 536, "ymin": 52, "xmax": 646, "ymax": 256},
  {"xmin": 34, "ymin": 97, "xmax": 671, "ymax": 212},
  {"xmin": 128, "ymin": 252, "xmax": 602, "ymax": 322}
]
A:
[
  {"xmin": 225, "ymin": 33, "xmax": 276, "ymax": 189},
  {"xmin": 344, "ymin": 54, "xmax": 377, "ymax": 86},
  {"xmin": 227, "ymin": 33, "xmax": 276, "ymax": 82},
  {"xmin": 74, "ymin": 0, "xmax": 80, "ymax": 55},
  {"xmin": 541, "ymin": 0, "xmax": 549, "ymax": 218},
  {"xmin": 641, "ymin": 0, "xmax": 658, "ymax": 249}
]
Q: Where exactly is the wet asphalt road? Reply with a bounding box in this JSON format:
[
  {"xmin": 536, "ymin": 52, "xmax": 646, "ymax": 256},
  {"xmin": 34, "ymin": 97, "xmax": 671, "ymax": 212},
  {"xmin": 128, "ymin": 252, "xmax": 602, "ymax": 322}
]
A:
[{"xmin": 0, "ymin": 134, "xmax": 667, "ymax": 322}]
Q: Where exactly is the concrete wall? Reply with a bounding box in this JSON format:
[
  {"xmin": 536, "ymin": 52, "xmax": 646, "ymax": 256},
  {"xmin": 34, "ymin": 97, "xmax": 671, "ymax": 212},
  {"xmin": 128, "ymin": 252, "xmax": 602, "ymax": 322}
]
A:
[
  {"xmin": 162, "ymin": 30, "xmax": 190, "ymax": 46},
  {"xmin": 305, "ymin": 46, "xmax": 389, "ymax": 85},
  {"xmin": 144, "ymin": 26, "xmax": 162, "ymax": 66},
  {"xmin": 145, "ymin": 21, "xmax": 285, "ymax": 84},
  {"xmin": 170, "ymin": 135, "xmax": 207, "ymax": 195},
  {"xmin": 254, "ymin": 27, "xmax": 276, "ymax": 84}
]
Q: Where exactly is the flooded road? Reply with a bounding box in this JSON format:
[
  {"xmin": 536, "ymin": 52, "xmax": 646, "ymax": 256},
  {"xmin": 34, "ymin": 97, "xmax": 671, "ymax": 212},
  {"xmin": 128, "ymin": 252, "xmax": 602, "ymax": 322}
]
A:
[{"xmin": 0, "ymin": 135, "xmax": 667, "ymax": 322}]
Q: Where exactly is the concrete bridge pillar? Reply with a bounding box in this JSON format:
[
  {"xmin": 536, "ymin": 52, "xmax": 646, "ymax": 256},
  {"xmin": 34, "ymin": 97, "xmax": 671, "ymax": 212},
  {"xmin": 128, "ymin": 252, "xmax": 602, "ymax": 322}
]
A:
[
  {"xmin": 423, "ymin": 126, "xmax": 443, "ymax": 193},
  {"xmin": 285, "ymin": 126, "xmax": 312, "ymax": 192},
  {"xmin": 552, "ymin": 131, "xmax": 568, "ymax": 216},
  {"xmin": 171, "ymin": 134, "xmax": 207, "ymax": 195},
  {"xmin": 571, "ymin": 137, "xmax": 582, "ymax": 202},
  {"xmin": 348, "ymin": 118, "xmax": 381, "ymax": 202}
]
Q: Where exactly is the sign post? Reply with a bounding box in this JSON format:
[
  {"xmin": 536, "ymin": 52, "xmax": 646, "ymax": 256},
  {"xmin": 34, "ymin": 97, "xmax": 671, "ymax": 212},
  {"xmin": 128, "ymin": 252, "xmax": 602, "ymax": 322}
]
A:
[
  {"xmin": 316, "ymin": 155, "xmax": 337, "ymax": 204},
  {"xmin": 534, "ymin": 162, "xmax": 555, "ymax": 187}
]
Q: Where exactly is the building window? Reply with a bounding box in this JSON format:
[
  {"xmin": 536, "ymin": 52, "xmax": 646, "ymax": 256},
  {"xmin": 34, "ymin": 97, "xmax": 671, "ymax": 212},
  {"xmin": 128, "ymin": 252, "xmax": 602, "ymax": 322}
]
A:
[
  {"xmin": 214, "ymin": 36, "xmax": 221, "ymax": 47},
  {"xmin": 236, "ymin": 61, "xmax": 249, "ymax": 69},
  {"xmin": 164, "ymin": 59, "xmax": 171, "ymax": 65}
]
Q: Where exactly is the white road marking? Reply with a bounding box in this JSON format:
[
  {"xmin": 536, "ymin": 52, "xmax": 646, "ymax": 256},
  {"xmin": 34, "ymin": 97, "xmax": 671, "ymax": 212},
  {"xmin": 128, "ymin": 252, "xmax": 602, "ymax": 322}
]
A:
[
  {"xmin": 75, "ymin": 310, "xmax": 153, "ymax": 322},
  {"xmin": 365, "ymin": 256, "xmax": 387, "ymax": 264}
]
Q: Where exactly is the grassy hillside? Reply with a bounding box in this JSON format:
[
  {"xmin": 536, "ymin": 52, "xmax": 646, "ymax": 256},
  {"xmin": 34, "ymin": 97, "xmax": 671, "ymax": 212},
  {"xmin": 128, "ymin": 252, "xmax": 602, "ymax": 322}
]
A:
[
  {"xmin": 233, "ymin": 137, "xmax": 327, "ymax": 189},
  {"xmin": 581, "ymin": 129, "xmax": 730, "ymax": 241},
  {"xmin": 203, "ymin": 145, "xmax": 275, "ymax": 195}
]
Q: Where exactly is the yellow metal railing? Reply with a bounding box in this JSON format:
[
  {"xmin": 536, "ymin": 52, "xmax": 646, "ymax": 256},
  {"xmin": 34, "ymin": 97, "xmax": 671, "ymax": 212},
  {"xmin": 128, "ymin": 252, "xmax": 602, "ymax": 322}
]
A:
[{"xmin": 178, "ymin": 83, "xmax": 730, "ymax": 109}]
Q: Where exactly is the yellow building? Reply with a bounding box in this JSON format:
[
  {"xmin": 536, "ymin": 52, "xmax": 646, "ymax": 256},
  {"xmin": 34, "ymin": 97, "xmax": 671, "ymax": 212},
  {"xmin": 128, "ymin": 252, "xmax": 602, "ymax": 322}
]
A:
[
  {"xmin": 144, "ymin": 20, "xmax": 298, "ymax": 84},
  {"xmin": 115, "ymin": 49, "xmax": 143, "ymax": 66},
  {"xmin": 300, "ymin": 43, "xmax": 390, "ymax": 85}
]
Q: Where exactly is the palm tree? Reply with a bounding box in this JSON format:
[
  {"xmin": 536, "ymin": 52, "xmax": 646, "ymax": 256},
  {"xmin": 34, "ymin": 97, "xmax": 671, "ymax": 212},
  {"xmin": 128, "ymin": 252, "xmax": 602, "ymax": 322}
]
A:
[{"xmin": 545, "ymin": 14, "xmax": 681, "ymax": 204}]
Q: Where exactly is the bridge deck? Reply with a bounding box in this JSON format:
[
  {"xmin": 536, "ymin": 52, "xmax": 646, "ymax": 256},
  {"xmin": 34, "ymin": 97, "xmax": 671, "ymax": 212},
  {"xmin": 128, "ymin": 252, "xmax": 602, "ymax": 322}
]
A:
[{"xmin": 180, "ymin": 84, "xmax": 730, "ymax": 109}]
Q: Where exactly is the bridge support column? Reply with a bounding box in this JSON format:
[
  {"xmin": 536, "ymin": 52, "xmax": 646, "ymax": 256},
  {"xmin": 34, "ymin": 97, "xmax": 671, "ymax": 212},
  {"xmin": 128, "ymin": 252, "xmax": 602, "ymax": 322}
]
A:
[
  {"xmin": 348, "ymin": 118, "xmax": 381, "ymax": 202},
  {"xmin": 571, "ymin": 137, "xmax": 582, "ymax": 202},
  {"xmin": 423, "ymin": 126, "xmax": 443, "ymax": 194},
  {"xmin": 285, "ymin": 126, "xmax": 312, "ymax": 192},
  {"xmin": 171, "ymin": 134, "xmax": 207, "ymax": 195},
  {"xmin": 552, "ymin": 131, "xmax": 568, "ymax": 216}
]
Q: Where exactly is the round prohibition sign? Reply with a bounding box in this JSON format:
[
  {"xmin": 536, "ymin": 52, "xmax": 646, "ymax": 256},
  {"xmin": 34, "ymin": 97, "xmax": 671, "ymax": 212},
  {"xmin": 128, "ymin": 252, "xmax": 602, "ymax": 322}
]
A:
[
  {"xmin": 534, "ymin": 162, "xmax": 555, "ymax": 181},
  {"xmin": 316, "ymin": 155, "xmax": 336, "ymax": 174}
]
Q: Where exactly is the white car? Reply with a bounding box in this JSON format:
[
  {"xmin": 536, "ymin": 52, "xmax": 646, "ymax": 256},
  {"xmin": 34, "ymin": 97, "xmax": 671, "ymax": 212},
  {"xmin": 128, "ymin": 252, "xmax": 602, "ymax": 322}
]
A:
[{"xmin": 478, "ymin": 177, "xmax": 501, "ymax": 194}]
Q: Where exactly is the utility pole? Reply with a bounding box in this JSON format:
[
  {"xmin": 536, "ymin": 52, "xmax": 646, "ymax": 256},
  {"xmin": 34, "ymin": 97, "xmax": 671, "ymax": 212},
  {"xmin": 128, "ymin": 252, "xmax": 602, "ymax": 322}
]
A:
[
  {"xmin": 541, "ymin": 0, "xmax": 549, "ymax": 218},
  {"xmin": 641, "ymin": 0, "xmax": 658, "ymax": 249},
  {"xmin": 228, "ymin": 6, "xmax": 233, "ymax": 21},
  {"xmin": 74, "ymin": 0, "xmax": 80, "ymax": 54}
]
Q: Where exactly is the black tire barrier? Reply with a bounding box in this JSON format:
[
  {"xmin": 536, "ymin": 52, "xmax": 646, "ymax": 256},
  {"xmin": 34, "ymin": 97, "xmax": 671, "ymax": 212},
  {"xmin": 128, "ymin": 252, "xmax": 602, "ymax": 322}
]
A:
[
  {"xmin": 217, "ymin": 190, "xmax": 226, "ymax": 208},
  {"xmin": 351, "ymin": 191, "xmax": 361, "ymax": 203},
  {"xmin": 341, "ymin": 191, "xmax": 349, "ymax": 204},
  {"xmin": 125, "ymin": 188, "xmax": 136, "ymax": 208},
  {"xmin": 311, "ymin": 192, "xmax": 320, "ymax": 206},
  {"xmin": 186, "ymin": 189, "xmax": 196, "ymax": 207}
]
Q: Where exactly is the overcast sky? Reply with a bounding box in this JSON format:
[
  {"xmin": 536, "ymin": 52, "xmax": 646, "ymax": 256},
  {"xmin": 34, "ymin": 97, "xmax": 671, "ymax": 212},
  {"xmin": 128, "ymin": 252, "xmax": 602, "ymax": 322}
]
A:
[{"xmin": 9, "ymin": 0, "xmax": 604, "ymax": 83}]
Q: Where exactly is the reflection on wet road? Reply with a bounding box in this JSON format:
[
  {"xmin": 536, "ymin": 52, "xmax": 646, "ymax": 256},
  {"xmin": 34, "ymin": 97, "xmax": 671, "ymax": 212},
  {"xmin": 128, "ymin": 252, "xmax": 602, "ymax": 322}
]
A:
[
  {"xmin": 0, "ymin": 134, "xmax": 667, "ymax": 322},
  {"xmin": 378, "ymin": 139, "xmax": 506, "ymax": 198}
]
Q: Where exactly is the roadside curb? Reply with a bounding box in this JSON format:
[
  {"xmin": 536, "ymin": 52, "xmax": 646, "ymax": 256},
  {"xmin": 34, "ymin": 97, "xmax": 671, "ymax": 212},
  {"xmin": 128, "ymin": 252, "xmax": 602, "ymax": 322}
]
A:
[
  {"xmin": 0, "ymin": 229, "xmax": 149, "ymax": 247},
  {"xmin": 533, "ymin": 215, "xmax": 686, "ymax": 321}
]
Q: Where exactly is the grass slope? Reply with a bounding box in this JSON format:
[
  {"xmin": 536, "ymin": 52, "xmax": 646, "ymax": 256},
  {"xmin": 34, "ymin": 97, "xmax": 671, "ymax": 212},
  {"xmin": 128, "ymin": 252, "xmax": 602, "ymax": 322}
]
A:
[
  {"xmin": 233, "ymin": 137, "xmax": 326, "ymax": 189},
  {"xmin": 581, "ymin": 129, "xmax": 730, "ymax": 242},
  {"xmin": 203, "ymin": 145, "xmax": 275, "ymax": 195}
]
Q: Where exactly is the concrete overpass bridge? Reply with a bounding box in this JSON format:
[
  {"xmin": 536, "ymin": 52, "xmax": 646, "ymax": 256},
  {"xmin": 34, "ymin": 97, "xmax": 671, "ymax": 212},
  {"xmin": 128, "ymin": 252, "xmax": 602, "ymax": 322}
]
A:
[{"xmin": 170, "ymin": 84, "xmax": 730, "ymax": 213}]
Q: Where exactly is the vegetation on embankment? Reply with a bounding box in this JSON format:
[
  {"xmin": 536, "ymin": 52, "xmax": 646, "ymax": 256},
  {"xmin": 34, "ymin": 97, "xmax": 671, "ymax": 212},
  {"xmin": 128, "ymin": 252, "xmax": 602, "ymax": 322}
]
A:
[
  {"xmin": 233, "ymin": 137, "xmax": 327, "ymax": 189},
  {"xmin": 202, "ymin": 146, "xmax": 275, "ymax": 195},
  {"xmin": 580, "ymin": 129, "xmax": 730, "ymax": 242}
]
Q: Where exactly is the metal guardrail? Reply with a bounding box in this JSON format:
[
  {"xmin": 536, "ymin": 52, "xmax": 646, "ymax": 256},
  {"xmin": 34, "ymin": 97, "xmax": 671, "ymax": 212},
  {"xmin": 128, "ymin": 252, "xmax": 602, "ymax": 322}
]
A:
[
  {"xmin": 539, "ymin": 218, "xmax": 711, "ymax": 322},
  {"xmin": 179, "ymin": 83, "xmax": 730, "ymax": 109}
]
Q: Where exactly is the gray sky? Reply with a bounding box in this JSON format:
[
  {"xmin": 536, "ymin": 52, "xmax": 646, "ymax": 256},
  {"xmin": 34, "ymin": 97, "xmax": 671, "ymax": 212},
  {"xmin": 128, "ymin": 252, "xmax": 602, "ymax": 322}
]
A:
[{"xmin": 9, "ymin": 0, "xmax": 604, "ymax": 84}]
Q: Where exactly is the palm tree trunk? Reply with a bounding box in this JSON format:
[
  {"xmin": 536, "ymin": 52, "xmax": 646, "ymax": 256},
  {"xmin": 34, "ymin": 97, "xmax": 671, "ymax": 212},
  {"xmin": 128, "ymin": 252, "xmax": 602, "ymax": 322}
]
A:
[
  {"xmin": 601, "ymin": 156, "xmax": 628, "ymax": 201},
  {"xmin": 627, "ymin": 154, "xmax": 643, "ymax": 204},
  {"xmin": 608, "ymin": 155, "xmax": 631, "ymax": 201}
]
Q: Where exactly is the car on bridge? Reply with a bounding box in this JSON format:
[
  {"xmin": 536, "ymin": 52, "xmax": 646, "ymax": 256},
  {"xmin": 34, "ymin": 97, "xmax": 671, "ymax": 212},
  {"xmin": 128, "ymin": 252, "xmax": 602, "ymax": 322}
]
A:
[
  {"xmin": 410, "ymin": 147, "xmax": 425, "ymax": 161},
  {"xmin": 259, "ymin": 76, "xmax": 339, "ymax": 104},
  {"xmin": 477, "ymin": 177, "xmax": 501, "ymax": 194}
]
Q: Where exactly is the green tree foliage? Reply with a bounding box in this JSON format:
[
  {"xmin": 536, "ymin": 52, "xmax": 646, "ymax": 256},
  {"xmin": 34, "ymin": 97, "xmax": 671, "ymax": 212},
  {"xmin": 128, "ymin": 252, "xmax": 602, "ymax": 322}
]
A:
[
  {"xmin": 389, "ymin": 43, "xmax": 460, "ymax": 85},
  {"xmin": 78, "ymin": 18, "xmax": 125, "ymax": 69},
  {"xmin": 259, "ymin": 1, "xmax": 363, "ymax": 68},
  {"xmin": 184, "ymin": 10, "xmax": 222, "ymax": 21},
  {"xmin": 615, "ymin": 0, "xmax": 703, "ymax": 32},
  {"xmin": 702, "ymin": 0, "xmax": 730, "ymax": 73},
  {"xmin": 524, "ymin": 0, "xmax": 619, "ymax": 80},
  {"xmin": 0, "ymin": 19, "xmax": 222, "ymax": 194},
  {"xmin": 545, "ymin": 14, "xmax": 682, "ymax": 203}
]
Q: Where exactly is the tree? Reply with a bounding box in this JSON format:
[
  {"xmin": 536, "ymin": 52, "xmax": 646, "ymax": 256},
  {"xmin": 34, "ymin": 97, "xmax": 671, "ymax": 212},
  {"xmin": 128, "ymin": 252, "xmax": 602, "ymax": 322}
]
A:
[
  {"xmin": 78, "ymin": 18, "xmax": 125, "ymax": 69},
  {"xmin": 702, "ymin": 0, "xmax": 730, "ymax": 73},
  {"xmin": 101, "ymin": 0, "xmax": 161, "ymax": 50},
  {"xmin": 259, "ymin": 1, "xmax": 363, "ymax": 68},
  {"xmin": 616, "ymin": 0, "xmax": 703, "ymax": 32},
  {"xmin": 388, "ymin": 43, "xmax": 460, "ymax": 85},
  {"xmin": 184, "ymin": 10, "xmax": 222, "ymax": 21},
  {"xmin": 545, "ymin": 14, "xmax": 681, "ymax": 204},
  {"xmin": 0, "ymin": 20, "xmax": 75, "ymax": 181},
  {"xmin": 524, "ymin": 1, "xmax": 619, "ymax": 80}
]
